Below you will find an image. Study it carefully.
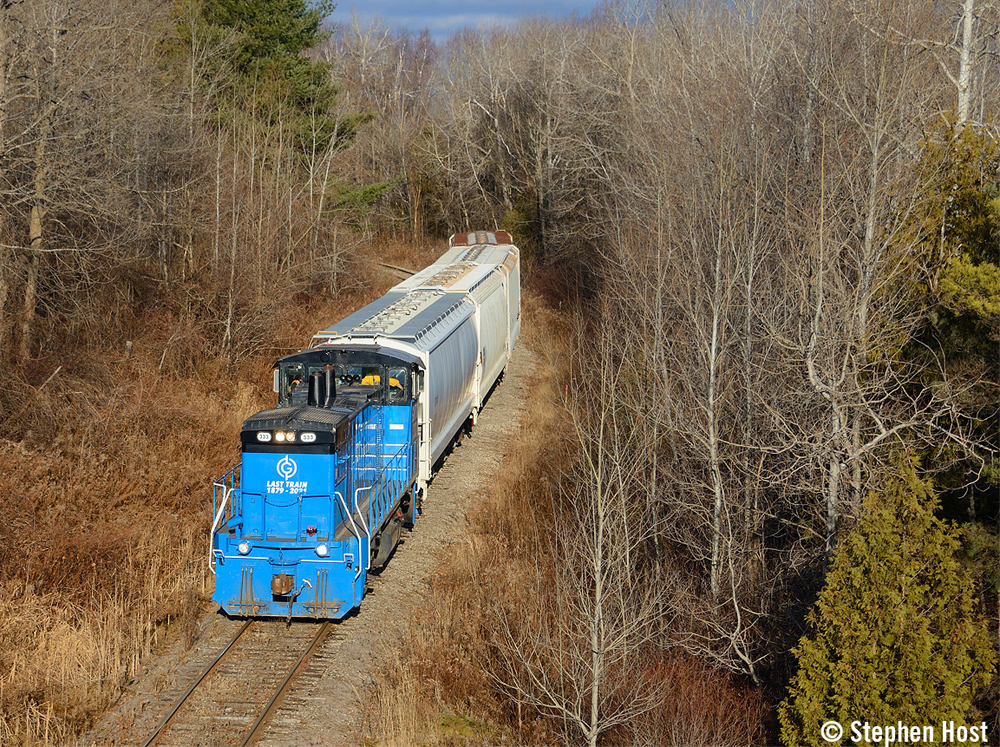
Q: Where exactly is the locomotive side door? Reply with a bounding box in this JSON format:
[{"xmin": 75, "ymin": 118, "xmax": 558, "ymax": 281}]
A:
[
  {"xmin": 414, "ymin": 365, "xmax": 431, "ymax": 491},
  {"xmin": 410, "ymin": 365, "xmax": 420, "ymax": 480}
]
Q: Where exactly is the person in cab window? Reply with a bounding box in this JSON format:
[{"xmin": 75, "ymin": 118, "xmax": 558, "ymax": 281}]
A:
[{"xmin": 388, "ymin": 369, "xmax": 405, "ymax": 402}]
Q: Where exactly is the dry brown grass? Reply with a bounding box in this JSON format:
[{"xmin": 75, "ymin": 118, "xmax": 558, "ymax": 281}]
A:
[
  {"xmin": 0, "ymin": 353, "xmax": 263, "ymax": 743},
  {"xmin": 360, "ymin": 293, "xmax": 568, "ymax": 746},
  {"xmin": 370, "ymin": 235, "xmax": 445, "ymax": 275},
  {"xmin": 613, "ymin": 654, "xmax": 768, "ymax": 746},
  {"xmin": 0, "ymin": 529, "xmax": 204, "ymax": 744}
]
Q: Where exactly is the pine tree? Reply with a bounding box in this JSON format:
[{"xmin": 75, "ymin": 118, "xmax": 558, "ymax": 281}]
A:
[
  {"xmin": 202, "ymin": 0, "xmax": 334, "ymax": 65},
  {"xmin": 193, "ymin": 0, "xmax": 364, "ymax": 151},
  {"xmin": 778, "ymin": 457, "xmax": 995, "ymax": 746}
]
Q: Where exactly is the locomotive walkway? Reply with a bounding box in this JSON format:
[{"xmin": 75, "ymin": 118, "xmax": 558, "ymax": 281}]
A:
[{"xmin": 82, "ymin": 342, "xmax": 535, "ymax": 747}]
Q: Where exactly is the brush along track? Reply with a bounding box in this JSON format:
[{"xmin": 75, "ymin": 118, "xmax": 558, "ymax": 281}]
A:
[{"xmin": 142, "ymin": 619, "xmax": 335, "ymax": 747}]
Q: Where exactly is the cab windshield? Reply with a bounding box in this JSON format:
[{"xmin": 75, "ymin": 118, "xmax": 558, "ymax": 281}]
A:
[
  {"xmin": 277, "ymin": 357, "xmax": 411, "ymax": 407},
  {"xmin": 334, "ymin": 364, "xmax": 384, "ymax": 390},
  {"xmin": 278, "ymin": 362, "xmax": 388, "ymax": 406}
]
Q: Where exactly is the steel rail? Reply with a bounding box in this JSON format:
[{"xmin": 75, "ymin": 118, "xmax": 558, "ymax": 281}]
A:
[
  {"xmin": 142, "ymin": 619, "xmax": 254, "ymax": 747},
  {"xmin": 239, "ymin": 621, "xmax": 331, "ymax": 746},
  {"xmin": 377, "ymin": 261, "xmax": 415, "ymax": 276}
]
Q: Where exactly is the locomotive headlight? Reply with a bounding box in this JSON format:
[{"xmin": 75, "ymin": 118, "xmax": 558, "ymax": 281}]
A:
[
  {"xmin": 315, "ymin": 544, "xmax": 329, "ymax": 558},
  {"xmin": 256, "ymin": 431, "xmax": 272, "ymax": 442},
  {"xmin": 286, "ymin": 431, "xmax": 296, "ymax": 442},
  {"xmin": 238, "ymin": 541, "xmax": 251, "ymax": 555},
  {"xmin": 275, "ymin": 431, "xmax": 286, "ymax": 442}
]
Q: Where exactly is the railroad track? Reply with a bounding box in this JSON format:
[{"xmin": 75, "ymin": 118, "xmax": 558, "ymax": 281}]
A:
[
  {"xmin": 378, "ymin": 261, "xmax": 415, "ymax": 279},
  {"xmin": 142, "ymin": 619, "xmax": 334, "ymax": 747}
]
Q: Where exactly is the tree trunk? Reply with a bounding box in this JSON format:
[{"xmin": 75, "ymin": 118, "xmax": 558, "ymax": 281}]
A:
[
  {"xmin": 957, "ymin": 0, "xmax": 974, "ymax": 126},
  {"xmin": 159, "ymin": 187, "xmax": 170, "ymax": 282},
  {"xmin": 708, "ymin": 310, "xmax": 724, "ymax": 602},
  {"xmin": 21, "ymin": 25, "xmax": 55, "ymax": 362},
  {"xmin": 214, "ymin": 133, "xmax": 222, "ymax": 272},
  {"xmin": 222, "ymin": 121, "xmax": 239, "ymax": 353},
  {"xmin": 21, "ymin": 131, "xmax": 47, "ymax": 361},
  {"xmin": 588, "ymin": 476, "xmax": 604, "ymax": 747},
  {"xmin": 708, "ymin": 245, "xmax": 725, "ymax": 603},
  {"xmin": 21, "ymin": 215, "xmax": 41, "ymax": 360},
  {"xmin": 826, "ymin": 406, "xmax": 844, "ymax": 553},
  {"xmin": 409, "ymin": 177, "xmax": 422, "ymax": 242}
]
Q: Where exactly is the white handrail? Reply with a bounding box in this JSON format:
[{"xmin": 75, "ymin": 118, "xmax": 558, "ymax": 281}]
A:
[
  {"xmin": 208, "ymin": 484, "xmax": 232, "ymax": 576},
  {"xmin": 354, "ymin": 486, "xmax": 373, "ymax": 571},
  {"xmin": 335, "ymin": 491, "xmax": 364, "ymax": 582}
]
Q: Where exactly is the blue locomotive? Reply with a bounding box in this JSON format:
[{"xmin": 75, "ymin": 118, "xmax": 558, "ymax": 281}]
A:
[{"xmin": 210, "ymin": 232, "xmax": 521, "ymax": 619}]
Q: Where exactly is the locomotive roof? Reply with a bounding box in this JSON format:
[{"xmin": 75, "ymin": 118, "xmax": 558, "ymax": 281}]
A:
[{"xmin": 242, "ymin": 401, "xmax": 358, "ymax": 434}]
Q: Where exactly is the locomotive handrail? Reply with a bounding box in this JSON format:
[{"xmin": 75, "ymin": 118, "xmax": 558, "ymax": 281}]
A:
[
  {"xmin": 352, "ymin": 438, "xmax": 411, "ymax": 573},
  {"xmin": 353, "ymin": 486, "xmax": 373, "ymax": 571},
  {"xmin": 334, "ymin": 491, "xmax": 363, "ymax": 582},
  {"xmin": 209, "ymin": 487, "xmax": 232, "ymax": 576},
  {"xmin": 209, "ymin": 463, "xmax": 240, "ymax": 576}
]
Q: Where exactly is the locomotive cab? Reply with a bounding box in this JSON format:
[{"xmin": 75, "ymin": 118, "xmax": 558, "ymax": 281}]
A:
[
  {"xmin": 276, "ymin": 360, "xmax": 411, "ymax": 407},
  {"xmin": 210, "ymin": 347, "xmax": 421, "ymax": 619}
]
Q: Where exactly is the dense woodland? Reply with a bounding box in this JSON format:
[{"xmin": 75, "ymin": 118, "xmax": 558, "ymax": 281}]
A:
[{"xmin": 0, "ymin": 0, "xmax": 997, "ymax": 743}]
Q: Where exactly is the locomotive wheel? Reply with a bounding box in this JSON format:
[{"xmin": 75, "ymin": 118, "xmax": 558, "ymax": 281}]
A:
[
  {"xmin": 400, "ymin": 495, "xmax": 413, "ymax": 527},
  {"xmin": 401, "ymin": 490, "xmax": 417, "ymax": 527}
]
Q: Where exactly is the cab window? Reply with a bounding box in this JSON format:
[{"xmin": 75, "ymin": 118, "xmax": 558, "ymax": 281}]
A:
[
  {"xmin": 279, "ymin": 363, "xmax": 333, "ymax": 406},
  {"xmin": 279, "ymin": 363, "xmax": 306, "ymax": 405},
  {"xmin": 387, "ymin": 367, "xmax": 408, "ymax": 403},
  {"xmin": 335, "ymin": 364, "xmax": 384, "ymax": 392}
]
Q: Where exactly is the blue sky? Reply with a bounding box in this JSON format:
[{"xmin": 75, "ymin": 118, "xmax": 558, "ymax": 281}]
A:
[{"xmin": 337, "ymin": 0, "xmax": 601, "ymax": 42}]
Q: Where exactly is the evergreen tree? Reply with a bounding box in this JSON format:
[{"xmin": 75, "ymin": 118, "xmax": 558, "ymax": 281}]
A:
[
  {"xmin": 910, "ymin": 124, "xmax": 1000, "ymax": 506},
  {"xmin": 202, "ymin": 0, "xmax": 334, "ymax": 64},
  {"xmin": 916, "ymin": 123, "xmax": 1000, "ymax": 368},
  {"xmin": 778, "ymin": 457, "xmax": 995, "ymax": 746},
  {"xmin": 193, "ymin": 0, "xmax": 362, "ymax": 151}
]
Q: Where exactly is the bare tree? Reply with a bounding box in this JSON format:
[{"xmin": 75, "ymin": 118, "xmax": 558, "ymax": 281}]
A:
[
  {"xmin": 783, "ymin": 0, "xmax": 959, "ymax": 551},
  {"xmin": 487, "ymin": 338, "xmax": 666, "ymax": 747}
]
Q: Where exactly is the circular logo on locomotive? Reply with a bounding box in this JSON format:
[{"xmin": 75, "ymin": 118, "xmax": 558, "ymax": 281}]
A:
[{"xmin": 276, "ymin": 455, "xmax": 298, "ymax": 479}]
